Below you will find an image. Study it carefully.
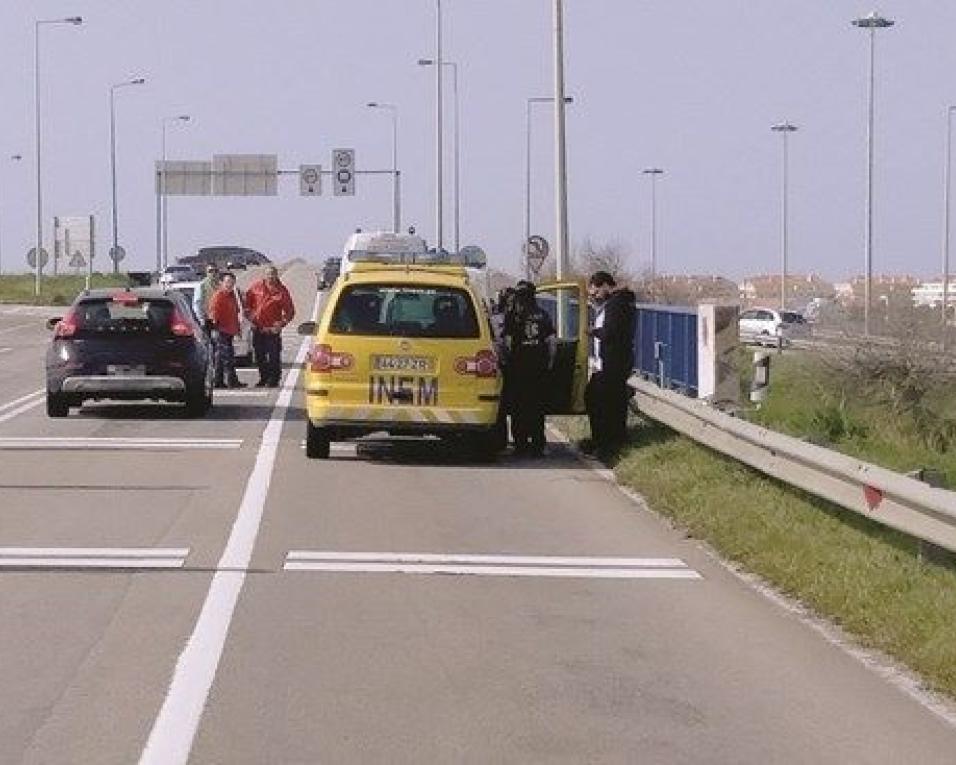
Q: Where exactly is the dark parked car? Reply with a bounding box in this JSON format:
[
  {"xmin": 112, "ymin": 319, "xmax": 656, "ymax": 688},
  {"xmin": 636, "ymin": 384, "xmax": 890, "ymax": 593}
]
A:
[{"xmin": 45, "ymin": 288, "xmax": 214, "ymax": 418}]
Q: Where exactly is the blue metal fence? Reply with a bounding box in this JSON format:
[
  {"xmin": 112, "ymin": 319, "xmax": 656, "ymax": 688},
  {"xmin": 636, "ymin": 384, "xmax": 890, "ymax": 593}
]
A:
[{"xmin": 633, "ymin": 303, "xmax": 698, "ymax": 395}]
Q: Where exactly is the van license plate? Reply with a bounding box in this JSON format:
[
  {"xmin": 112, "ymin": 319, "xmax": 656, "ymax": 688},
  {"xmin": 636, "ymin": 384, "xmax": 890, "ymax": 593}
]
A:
[{"xmin": 372, "ymin": 355, "xmax": 434, "ymax": 373}]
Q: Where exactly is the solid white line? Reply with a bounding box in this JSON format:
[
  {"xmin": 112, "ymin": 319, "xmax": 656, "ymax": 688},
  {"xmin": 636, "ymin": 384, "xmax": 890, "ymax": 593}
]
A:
[
  {"xmin": 0, "ymin": 437, "xmax": 242, "ymax": 451},
  {"xmin": 286, "ymin": 551, "xmax": 689, "ymax": 568},
  {"xmin": 0, "ymin": 388, "xmax": 44, "ymax": 414},
  {"xmin": 0, "ymin": 547, "xmax": 190, "ymax": 558},
  {"xmin": 0, "ymin": 392, "xmax": 46, "ymax": 425},
  {"xmin": 282, "ymin": 561, "xmax": 701, "ymax": 579},
  {"xmin": 0, "ymin": 347, "xmax": 11, "ymax": 354},
  {"xmin": 140, "ymin": 294, "xmax": 320, "ymax": 765}
]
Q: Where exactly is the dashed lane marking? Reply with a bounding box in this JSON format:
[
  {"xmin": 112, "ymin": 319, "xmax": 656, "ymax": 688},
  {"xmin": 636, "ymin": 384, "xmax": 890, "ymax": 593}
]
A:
[
  {"xmin": 283, "ymin": 551, "xmax": 701, "ymax": 580},
  {"xmin": 0, "ymin": 437, "xmax": 243, "ymax": 451},
  {"xmin": 0, "ymin": 389, "xmax": 45, "ymax": 425},
  {"xmin": 0, "ymin": 547, "xmax": 189, "ymax": 569},
  {"xmin": 0, "ymin": 347, "xmax": 11, "ymax": 354}
]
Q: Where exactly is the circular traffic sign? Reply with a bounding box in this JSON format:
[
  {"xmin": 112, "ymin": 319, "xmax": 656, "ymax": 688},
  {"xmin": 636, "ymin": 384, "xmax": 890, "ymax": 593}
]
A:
[
  {"xmin": 26, "ymin": 247, "xmax": 49, "ymax": 269},
  {"xmin": 109, "ymin": 245, "xmax": 126, "ymax": 263},
  {"xmin": 302, "ymin": 167, "xmax": 319, "ymax": 185},
  {"xmin": 523, "ymin": 235, "xmax": 549, "ymax": 274}
]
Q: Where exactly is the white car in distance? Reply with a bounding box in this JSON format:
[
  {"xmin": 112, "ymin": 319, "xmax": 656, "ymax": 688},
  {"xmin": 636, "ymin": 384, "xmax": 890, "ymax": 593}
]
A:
[{"xmin": 739, "ymin": 307, "xmax": 809, "ymax": 347}]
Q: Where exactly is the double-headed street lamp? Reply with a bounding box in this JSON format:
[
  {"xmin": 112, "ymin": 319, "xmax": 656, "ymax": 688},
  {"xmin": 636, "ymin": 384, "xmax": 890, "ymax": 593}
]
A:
[
  {"xmin": 110, "ymin": 77, "xmax": 146, "ymax": 274},
  {"xmin": 525, "ymin": 96, "xmax": 573, "ymax": 258},
  {"xmin": 366, "ymin": 102, "xmax": 401, "ymax": 233},
  {"xmin": 642, "ymin": 168, "xmax": 664, "ymax": 279},
  {"xmin": 419, "ymin": 58, "xmax": 459, "ymax": 252},
  {"xmin": 852, "ymin": 10, "xmax": 895, "ymax": 335},
  {"xmin": 159, "ymin": 115, "xmax": 191, "ymax": 272},
  {"xmin": 34, "ymin": 16, "xmax": 83, "ymax": 295},
  {"xmin": 771, "ymin": 123, "xmax": 798, "ymax": 311}
]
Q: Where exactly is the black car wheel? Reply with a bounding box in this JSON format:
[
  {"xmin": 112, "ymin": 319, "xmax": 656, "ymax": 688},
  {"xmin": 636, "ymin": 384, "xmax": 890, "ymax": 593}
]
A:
[
  {"xmin": 184, "ymin": 385, "xmax": 210, "ymax": 418},
  {"xmin": 46, "ymin": 392, "xmax": 69, "ymax": 418},
  {"xmin": 306, "ymin": 421, "xmax": 331, "ymax": 459}
]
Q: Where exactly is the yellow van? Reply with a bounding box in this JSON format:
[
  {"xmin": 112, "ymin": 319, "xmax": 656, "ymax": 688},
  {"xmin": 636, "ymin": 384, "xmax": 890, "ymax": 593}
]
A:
[{"xmin": 299, "ymin": 264, "xmax": 589, "ymax": 460}]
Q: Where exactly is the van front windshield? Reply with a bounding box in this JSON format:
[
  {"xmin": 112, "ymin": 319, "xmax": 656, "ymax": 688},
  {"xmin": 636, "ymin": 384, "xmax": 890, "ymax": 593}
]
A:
[{"xmin": 330, "ymin": 285, "xmax": 480, "ymax": 339}]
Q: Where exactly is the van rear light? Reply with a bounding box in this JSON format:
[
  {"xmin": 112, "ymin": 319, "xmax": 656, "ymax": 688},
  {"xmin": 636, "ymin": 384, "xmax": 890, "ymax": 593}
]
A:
[
  {"xmin": 53, "ymin": 309, "xmax": 79, "ymax": 338},
  {"xmin": 309, "ymin": 343, "xmax": 354, "ymax": 373},
  {"xmin": 455, "ymin": 349, "xmax": 498, "ymax": 378},
  {"xmin": 111, "ymin": 291, "xmax": 140, "ymax": 306},
  {"xmin": 169, "ymin": 307, "xmax": 195, "ymax": 337}
]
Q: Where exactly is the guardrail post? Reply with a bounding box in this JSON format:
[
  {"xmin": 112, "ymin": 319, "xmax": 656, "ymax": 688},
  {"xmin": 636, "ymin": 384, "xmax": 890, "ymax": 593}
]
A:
[
  {"xmin": 908, "ymin": 469, "xmax": 954, "ymax": 567},
  {"xmin": 654, "ymin": 341, "xmax": 667, "ymax": 388}
]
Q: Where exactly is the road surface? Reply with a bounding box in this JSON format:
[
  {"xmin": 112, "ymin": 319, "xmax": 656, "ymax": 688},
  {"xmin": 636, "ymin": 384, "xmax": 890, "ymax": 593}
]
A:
[{"xmin": 1, "ymin": 264, "xmax": 954, "ymax": 764}]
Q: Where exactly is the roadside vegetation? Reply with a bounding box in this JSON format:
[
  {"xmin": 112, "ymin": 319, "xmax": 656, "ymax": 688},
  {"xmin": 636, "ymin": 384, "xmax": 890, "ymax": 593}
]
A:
[
  {"xmin": 0, "ymin": 273, "xmax": 128, "ymax": 306},
  {"xmin": 555, "ymin": 340, "xmax": 956, "ymax": 700}
]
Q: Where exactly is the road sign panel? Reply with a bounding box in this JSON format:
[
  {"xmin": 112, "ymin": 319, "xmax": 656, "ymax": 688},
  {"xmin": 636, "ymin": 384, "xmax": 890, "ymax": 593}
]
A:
[
  {"xmin": 332, "ymin": 149, "xmax": 355, "ymax": 196},
  {"xmin": 156, "ymin": 161, "xmax": 213, "ymax": 196},
  {"xmin": 212, "ymin": 154, "xmax": 278, "ymax": 196},
  {"xmin": 26, "ymin": 247, "xmax": 49, "ymax": 269},
  {"xmin": 69, "ymin": 251, "xmax": 86, "ymax": 268},
  {"xmin": 300, "ymin": 164, "xmax": 322, "ymax": 196}
]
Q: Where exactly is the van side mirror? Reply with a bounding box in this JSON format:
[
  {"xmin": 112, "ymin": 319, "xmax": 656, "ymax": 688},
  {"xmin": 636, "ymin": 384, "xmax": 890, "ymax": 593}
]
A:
[
  {"xmin": 297, "ymin": 321, "xmax": 317, "ymax": 336},
  {"xmin": 46, "ymin": 317, "xmax": 62, "ymax": 331}
]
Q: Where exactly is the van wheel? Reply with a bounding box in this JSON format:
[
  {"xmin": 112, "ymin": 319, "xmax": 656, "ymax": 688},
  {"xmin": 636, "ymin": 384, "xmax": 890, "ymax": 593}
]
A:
[
  {"xmin": 467, "ymin": 431, "xmax": 498, "ymax": 463},
  {"xmin": 46, "ymin": 392, "xmax": 69, "ymax": 418},
  {"xmin": 306, "ymin": 421, "xmax": 331, "ymax": 459}
]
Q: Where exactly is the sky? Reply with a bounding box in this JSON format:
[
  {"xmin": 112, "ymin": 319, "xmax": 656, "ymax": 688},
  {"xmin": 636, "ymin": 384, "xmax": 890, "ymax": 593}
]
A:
[{"xmin": 0, "ymin": 1, "xmax": 953, "ymax": 281}]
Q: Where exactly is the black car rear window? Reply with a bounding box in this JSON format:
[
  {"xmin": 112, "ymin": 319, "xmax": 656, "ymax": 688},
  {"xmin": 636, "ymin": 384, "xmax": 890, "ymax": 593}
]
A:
[
  {"xmin": 73, "ymin": 297, "xmax": 176, "ymax": 335},
  {"xmin": 330, "ymin": 284, "xmax": 480, "ymax": 338}
]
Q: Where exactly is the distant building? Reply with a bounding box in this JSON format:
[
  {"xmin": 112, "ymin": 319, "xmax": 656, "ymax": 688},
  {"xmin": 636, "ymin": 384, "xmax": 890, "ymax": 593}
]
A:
[
  {"xmin": 739, "ymin": 274, "xmax": 835, "ymax": 307},
  {"xmin": 912, "ymin": 279, "xmax": 956, "ymax": 307},
  {"xmin": 835, "ymin": 275, "xmax": 919, "ymax": 307},
  {"xmin": 641, "ymin": 274, "xmax": 739, "ymax": 304}
]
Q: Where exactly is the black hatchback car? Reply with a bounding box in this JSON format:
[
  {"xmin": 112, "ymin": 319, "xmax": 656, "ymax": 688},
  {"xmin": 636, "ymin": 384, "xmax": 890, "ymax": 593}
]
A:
[{"xmin": 45, "ymin": 287, "xmax": 214, "ymax": 418}]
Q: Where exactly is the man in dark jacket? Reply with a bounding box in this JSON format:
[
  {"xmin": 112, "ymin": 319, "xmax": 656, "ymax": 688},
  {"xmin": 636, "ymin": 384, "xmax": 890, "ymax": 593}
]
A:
[{"xmin": 586, "ymin": 271, "xmax": 636, "ymax": 459}]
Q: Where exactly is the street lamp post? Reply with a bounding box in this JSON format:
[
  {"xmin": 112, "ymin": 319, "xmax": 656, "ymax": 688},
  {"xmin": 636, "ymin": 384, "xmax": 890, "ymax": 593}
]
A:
[
  {"xmin": 34, "ymin": 16, "xmax": 83, "ymax": 296},
  {"xmin": 419, "ymin": 59, "xmax": 459, "ymax": 252},
  {"xmin": 110, "ymin": 77, "xmax": 146, "ymax": 275},
  {"xmin": 0, "ymin": 154, "xmax": 23, "ymax": 276},
  {"xmin": 434, "ymin": 0, "xmax": 443, "ymax": 251},
  {"xmin": 366, "ymin": 102, "xmax": 400, "ymax": 233},
  {"xmin": 943, "ymin": 106, "xmax": 956, "ymax": 347},
  {"xmin": 553, "ymin": 0, "xmax": 570, "ymax": 278},
  {"xmin": 159, "ymin": 115, "xmax": 190, "ymax": 272},
  {"xmin": 771, "ymin": 123, "xmax": 798, "ymax": 312},
  {"xmin": 852, "ymin": 11, "xmax": 894, "ymax": 336},
  {"xmin": 642, "ymin": 168, "xmax": 664, "ymax": 279},
  {"xmin": 525, "ymin": 96, "xmax": 573, "ymax": 265}
]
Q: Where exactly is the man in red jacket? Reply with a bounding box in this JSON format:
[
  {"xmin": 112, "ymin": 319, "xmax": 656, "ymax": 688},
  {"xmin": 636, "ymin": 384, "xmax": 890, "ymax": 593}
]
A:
[
  {"xmin": 245, "ymin": 265, "xmax": 295, "ymax": 387},
  {"xmin": 207, "ymin": 272, "xmax": 246, "ymax": 389}
]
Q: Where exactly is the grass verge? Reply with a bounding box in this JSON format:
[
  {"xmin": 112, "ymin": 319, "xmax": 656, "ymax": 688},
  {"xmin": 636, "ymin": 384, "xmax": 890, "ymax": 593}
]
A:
[
  {"xmin": 554, "ymin": 414, "xmax": 956, "ymax": 700},
  {"xmin": 0, "ymin": 273, "xmax": 128, "ymax": 306}
]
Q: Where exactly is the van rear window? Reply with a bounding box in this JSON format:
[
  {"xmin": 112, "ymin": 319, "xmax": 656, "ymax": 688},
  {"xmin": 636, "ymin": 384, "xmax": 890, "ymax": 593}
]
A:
[
  {"xmin": 73, "ymin": 298, "xmax": 175, "ymax": 335},
  {"xmin": 330, "ymin": 285, "xmax": 480, "ymax": 338}
]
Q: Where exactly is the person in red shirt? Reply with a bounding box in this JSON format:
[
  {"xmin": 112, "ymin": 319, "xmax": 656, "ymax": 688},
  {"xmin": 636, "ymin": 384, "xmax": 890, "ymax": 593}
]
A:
[
  {"xmin": 207, "ymin": 272, "xmax": 246, "ymax": 388},
  {"xmin": 245, "ymin": 265, "xmax": 295, "ymax": 387}
]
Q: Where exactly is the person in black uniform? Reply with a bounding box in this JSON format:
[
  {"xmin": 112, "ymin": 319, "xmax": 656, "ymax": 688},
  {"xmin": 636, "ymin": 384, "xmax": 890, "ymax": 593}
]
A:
[
  {"xmin": 491, "ymin": 288, "xmax": 516, "ymax": 451},
  {"xmin": 586, "ymin": 271, "xmax": 637, "ymax": 459},
  {"xmin": 504, "ymin": 281, "xmax": 557, "ymax": 457}
]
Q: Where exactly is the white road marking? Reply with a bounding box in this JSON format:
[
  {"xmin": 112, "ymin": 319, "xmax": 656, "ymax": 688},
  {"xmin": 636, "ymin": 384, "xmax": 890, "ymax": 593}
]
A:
[
  {"xmin": 283, "ymin": 551, "xmax": 700, "ymax": 580},
  {"xmin": 0, "ymin": 437, "xmax": 243, "ymax": 451},
  {"xmin": 0, "ymin": 347, "xmax": 12, "ymax": 354},
  {"xmin": 0, "ymin": 388, "xmax": 45, "ymax": 425},
  {"xmin": 0, "ymin": 547, "xmax": 189, "ymax": 569},
  {"xmin": 213, "ymin": 389, "xmax": 274, "ymax": 398},
  {"xmin": 288, "ymin": 551, "xmax": 690, "ymax": 568},
  {"xmin": 140, "ymin": 293, "xmax": 320, "ymax": 765},
  {"xmin": 283, "ymin": 561, "xmax": 700, "ymax": 580}
]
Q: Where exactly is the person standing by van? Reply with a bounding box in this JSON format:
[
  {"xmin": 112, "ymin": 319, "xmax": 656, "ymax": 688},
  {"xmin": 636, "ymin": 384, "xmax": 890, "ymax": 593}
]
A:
[
  {"xmin": 245, "ymin": 265, "xmax": 295, "ymax": 387},
  {"xmin": 208, "ymin": 272, "xmax": 246, "ymax": 389},
  {"xmin": 585, "ymin": 271, "xmax": 636, "ymax": 459}
]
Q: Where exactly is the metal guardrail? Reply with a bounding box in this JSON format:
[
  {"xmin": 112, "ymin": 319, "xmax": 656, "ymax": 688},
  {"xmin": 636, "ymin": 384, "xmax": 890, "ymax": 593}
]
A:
[{"xmin": 630, "ymin": 376, "xmax": 956, "ymax": 555}]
